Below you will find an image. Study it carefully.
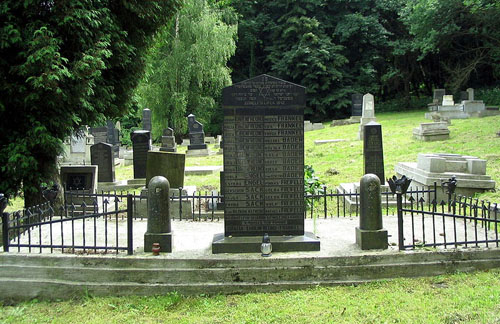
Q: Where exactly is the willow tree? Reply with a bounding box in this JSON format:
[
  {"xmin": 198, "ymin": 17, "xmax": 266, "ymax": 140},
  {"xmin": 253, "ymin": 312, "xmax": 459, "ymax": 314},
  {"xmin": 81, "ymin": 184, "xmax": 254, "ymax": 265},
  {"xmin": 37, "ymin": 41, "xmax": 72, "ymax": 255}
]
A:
[{"xmin": 137, "ymin": 0, "xmax": 237, "ymax": 138}]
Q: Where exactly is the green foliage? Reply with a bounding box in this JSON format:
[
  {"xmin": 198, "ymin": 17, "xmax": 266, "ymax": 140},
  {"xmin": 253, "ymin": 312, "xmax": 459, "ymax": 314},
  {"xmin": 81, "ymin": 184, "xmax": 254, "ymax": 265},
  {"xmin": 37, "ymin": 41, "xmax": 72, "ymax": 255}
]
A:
[
  {"xmin": 304, "ymin": 164, "xmax": 324, "ymax": 210},
  {"xmin": 0, "ymin": 0, "xmax": 181, "ymax": 198},
  {"xmin": 376, "ymin": 96, "xmax": 431, "ymax": 112},
  {"xmin": 137, "ymin": 0, "xmax": 237, "ymax": 138},
  {"xmin": 476, "ymin": 87, "xmax": 500, "ymax": 106}
]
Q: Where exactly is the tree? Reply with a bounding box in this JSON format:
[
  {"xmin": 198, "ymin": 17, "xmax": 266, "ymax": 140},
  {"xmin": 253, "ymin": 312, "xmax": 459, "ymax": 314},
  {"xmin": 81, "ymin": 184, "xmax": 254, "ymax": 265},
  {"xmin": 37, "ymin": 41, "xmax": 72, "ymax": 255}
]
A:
[
  {"xmin": 137, "ymin": 0, "xmax": 237, "ymax": 139},
  {"xmin": 401, "ymin": 0, "xmax": 500, "ymax": 92},
  {"xmin": 0, "ymin": 0, "xmax": 181, "ymax": 206}
]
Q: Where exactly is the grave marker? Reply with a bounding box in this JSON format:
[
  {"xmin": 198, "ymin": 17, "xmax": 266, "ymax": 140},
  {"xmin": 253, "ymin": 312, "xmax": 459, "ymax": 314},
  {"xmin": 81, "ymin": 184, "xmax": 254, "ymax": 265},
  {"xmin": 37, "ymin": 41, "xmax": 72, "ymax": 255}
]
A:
[
  {"xmin": 214, "ymin": 74, "xmax": 319, "ymax": 253},
  {"xmin": 351, "ymin": 93, "xmax": 363, "ymax": 117},
  {"xmin": 142, "ymin": 108, "xmax": 152, "ymax": 131},
  {"xmin": 90, "ymin": 142, "xmax": 115, "ymax": 182},
  {"xmin": 363, "ymin": 121, "xmax": 385, "ymax": 183},
  {"xmin": 131, "ymin": 130, "xmax": 151, "ymax": 179},
  {"xmin": 187, "ymin": 114, "xmax": 207, "ymax": 150}
]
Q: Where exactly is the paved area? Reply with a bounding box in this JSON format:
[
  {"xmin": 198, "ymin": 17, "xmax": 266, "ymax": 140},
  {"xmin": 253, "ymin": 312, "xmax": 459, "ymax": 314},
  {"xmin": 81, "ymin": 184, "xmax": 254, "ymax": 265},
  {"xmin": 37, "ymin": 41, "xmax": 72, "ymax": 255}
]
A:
[{"xmin": 9, "ymin": 214, "xmax": 499, "ymax": 259}]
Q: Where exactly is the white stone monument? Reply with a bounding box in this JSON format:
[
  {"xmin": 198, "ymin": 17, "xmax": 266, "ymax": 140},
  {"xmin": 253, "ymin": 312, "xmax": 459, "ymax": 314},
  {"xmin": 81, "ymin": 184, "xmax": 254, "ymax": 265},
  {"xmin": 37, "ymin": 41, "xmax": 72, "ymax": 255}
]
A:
[{"xmin": 358, "ymin": 93, "xmax": 376, "ymax": 140}]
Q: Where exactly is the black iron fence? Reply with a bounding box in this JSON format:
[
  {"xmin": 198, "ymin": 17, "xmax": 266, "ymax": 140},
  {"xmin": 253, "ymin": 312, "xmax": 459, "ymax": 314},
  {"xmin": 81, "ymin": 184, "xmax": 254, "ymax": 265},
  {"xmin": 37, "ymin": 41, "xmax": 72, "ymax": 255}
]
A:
[
  {"xmin": 2, "ymin": 193, "xmax": 134, "ymax": 255},
  {"xmin": 393, "ymin": 189, "xmax": 500, "ymax": 250}
]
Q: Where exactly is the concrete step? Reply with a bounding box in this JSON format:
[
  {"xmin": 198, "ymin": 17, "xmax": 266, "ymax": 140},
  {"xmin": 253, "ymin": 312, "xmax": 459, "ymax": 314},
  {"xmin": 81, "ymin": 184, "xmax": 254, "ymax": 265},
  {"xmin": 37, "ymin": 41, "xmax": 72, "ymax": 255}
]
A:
[{"xmin": 1, "ymin": 249, "xmax": 500, "ymax": 301}]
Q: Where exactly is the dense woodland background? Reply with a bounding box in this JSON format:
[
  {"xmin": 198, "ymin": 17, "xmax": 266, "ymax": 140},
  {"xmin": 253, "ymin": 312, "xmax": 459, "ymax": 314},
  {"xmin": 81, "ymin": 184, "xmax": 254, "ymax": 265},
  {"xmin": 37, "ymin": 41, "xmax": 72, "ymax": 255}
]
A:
[{"xmin": 1, "ymin": 0, "xmax": 499, "ymax": 202}]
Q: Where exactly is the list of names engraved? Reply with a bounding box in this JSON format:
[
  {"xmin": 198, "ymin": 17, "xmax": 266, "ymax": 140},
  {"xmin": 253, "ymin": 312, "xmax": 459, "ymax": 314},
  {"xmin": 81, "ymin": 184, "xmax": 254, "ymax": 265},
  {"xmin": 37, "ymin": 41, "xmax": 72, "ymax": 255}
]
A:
[{"xmin": 222, "ymin": 75, "xmax": 306, "ymax": 236}]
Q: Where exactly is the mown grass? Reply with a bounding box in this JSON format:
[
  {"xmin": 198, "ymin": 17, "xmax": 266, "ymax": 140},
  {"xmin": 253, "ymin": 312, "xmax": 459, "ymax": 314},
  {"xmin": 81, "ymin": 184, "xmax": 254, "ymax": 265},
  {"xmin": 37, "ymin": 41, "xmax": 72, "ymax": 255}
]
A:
[
  {"xmin": 1, "ymin": 270, "xmax": 500, "ymax": 323},
  {"xmin": 5, "ymin": 109, "xmax": 500, "ymax": 212}
]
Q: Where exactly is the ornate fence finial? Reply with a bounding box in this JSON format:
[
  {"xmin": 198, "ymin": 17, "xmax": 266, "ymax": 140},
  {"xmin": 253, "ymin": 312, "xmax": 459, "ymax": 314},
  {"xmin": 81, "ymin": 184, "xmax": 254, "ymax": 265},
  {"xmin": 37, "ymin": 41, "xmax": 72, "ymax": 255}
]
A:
[{"xmin": 387, "ymin": 175, "xmax": 412, "ymax": 195}]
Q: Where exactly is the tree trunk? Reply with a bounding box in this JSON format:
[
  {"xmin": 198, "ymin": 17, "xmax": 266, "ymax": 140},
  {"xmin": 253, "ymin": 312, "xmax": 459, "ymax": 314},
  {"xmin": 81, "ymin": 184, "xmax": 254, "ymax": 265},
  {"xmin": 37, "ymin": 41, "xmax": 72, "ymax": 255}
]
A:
[{"xmin": 23, "ymin": 156, "xmax": 64, "ymax": 210}]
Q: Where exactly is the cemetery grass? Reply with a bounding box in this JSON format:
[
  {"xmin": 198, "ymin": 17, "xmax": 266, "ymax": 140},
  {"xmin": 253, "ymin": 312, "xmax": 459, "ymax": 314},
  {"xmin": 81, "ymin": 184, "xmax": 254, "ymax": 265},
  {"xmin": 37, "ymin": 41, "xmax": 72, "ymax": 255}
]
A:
[
  {"xmin": 1, "ymin": 269, "xmax": 500, "ymax": 323},
  {"xmin": 6, "ymin": 110, "xmax": 500, "ymax": 208}
]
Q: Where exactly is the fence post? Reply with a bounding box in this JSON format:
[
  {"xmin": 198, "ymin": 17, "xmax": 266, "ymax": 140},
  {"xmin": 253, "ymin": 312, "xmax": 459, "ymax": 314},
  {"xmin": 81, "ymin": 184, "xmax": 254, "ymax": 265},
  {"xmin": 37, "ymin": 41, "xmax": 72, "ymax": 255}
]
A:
[
  {"xmin": 388, "ymin": 175, "xmax": 412, "ymax": 251},
  {"xmin": 2, "ymin": 212, "xmax": 9, "ymax": 252},
  {"xmin": 127, "ymin": 194, "xmax": 134, "ymax": 255}
]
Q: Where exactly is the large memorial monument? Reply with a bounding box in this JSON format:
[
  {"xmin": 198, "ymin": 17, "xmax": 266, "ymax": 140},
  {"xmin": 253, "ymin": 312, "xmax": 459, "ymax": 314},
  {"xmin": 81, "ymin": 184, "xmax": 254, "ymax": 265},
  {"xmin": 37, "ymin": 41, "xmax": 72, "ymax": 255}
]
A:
[{"xmin": 213, "ymin": 74, "xmax": 320, "ymax": 253}]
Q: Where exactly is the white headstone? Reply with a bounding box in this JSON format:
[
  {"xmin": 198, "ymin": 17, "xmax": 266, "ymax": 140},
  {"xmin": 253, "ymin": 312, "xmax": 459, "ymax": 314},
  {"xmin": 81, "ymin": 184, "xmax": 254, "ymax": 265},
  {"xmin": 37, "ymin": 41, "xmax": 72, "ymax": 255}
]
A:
[
  {"xmin": 442, "ymin": 95, "xmax": 454, "ymax": 106},
  {"xmin": 71, "ymin": 135, "xmax": 85, "ymax": 153},
  {"xmin": 362, "ymin": 93, "xmax": 375, "ymax": 118},
  {"xmin": 466, "ymin": 88, "xmax": 474, "ymax": 101}
]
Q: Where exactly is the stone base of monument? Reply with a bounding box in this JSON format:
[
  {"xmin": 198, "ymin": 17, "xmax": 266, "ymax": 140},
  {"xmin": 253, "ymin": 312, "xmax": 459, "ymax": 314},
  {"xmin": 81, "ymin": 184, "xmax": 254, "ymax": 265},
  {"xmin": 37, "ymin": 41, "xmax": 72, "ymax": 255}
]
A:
[
  {"xmin": 476, "ymin": 106, "xmax": 500, "ymax": 118},
  {"xmin": 185, "ymin": 166, "xmax": 223, "ymax": 175},
  {"xmin": 425, "ymin": 105, "xmax": 469, "ymax": 120},
  {"xmin": 337, "ymin": 182, "xmax": 397, "ymax": 211},
  {"xmin": 211, "ymin": 232, "xmax": 320, "ymax": 254},
  {"xmin": 330, "ymin": 118, "xmax": 359, "ymax": 127},
  {"xmin": 159, "ymin": 147, "xmax": 176, "ymax": 152},
  {"xmin": 186, "ymin": 148, "xmax": 213, "ymax": 157},
  {"xmin": 413, "ymin": 122, "xmax": 450, "ymax": 141},
  {"xmin": 355, "ymin": 227, "xmax": 388, "ymax": 250},
  {"xmin": 144, "ymin": 232, "xmax": 172, "ymax": 253},
  {"xmin": 395, "ymin": 153, "xmax": 496, "ymax": 202}
]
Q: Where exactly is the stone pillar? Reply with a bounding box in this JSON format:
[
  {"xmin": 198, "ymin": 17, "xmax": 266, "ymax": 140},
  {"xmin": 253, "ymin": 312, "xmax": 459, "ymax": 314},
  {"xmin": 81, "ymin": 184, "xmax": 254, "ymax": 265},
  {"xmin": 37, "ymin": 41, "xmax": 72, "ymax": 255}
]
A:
[
  {"xmin": 144, "ymin": 176, "xmax": 172, "ymax": 252},
  {"xmin": 356, "ymin": 174, "xmax": 388, "ymax": 250}
]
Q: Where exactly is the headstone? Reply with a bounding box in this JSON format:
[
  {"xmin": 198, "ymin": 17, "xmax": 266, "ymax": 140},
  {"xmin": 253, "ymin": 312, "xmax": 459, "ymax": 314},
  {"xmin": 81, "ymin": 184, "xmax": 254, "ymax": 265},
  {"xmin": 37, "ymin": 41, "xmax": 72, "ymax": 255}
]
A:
[
  {"xmin": 442, "ymin": 95, "xmax": 454, "ymax": 106},
  {"xmin": 466, "ymin": 88, "xmax": 474, "ymax": 101},
  {"xmin": 146, "ymin": 151, "xmax": 185, "ymax": 189},
  {"xmin": 460, "ymin": 91, "xmax": 469, "ymax": 101},
  {"xmin": 131, "ymin": 130, "xmax": 151, "ymax": 179},
  {"xmin": 433, "ymin": 89, "xmax": 446, "ymax": 103},
  {"xmin": 60, "ymin": 165, "xmax": 97, "ymax": 193},
  {"xmin": 142, "ymin": 108, "xmax": 152, "ymax": 131},
  {"xmin": 89, "ymin": 126, "xmax": 107, "ymax": 144},
  {"xmin": 144, "ymin": 176, "xmax": 172, "ymax": 253},
  {"xmin": 358, "ymin": 93, "xmax": 376, "ymax": 140},
  {"xmin": 160, "ymin": 127, "xmax": 177, "ymax": 152},
  {"xmin": 356, "ymin": 174, "xmax": 388, "ymax": 250},
  {"xmin": 214, "ymin": 74, "xmax": 319, "ymax": 253},
  {"xmin": 351, "ymin": 93, "xmax": 363, "ymax": 117},
  {"xmin": 71, "ymin": 134, "xmax": 85, "ymax": 153},
  {"xmin": 90, "ymin": 142, "xmax": 115, "ymax": 182},
  {"xmin": 187, "ymin": 114, "xmax": 207, "ymax": 150},
  {"xmin": 363, "ymin": 121, "xmax": 384, "ymax": 184}
]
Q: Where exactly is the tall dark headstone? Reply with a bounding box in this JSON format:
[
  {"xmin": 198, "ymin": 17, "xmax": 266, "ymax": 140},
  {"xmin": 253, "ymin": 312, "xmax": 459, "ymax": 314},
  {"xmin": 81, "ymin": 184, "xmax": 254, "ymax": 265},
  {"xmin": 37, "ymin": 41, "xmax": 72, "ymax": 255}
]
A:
[
  {"xmin": 363, "ymin": 121, "xmax": 385, "ymax": 183},
  {"xmin": 351, "ymin": 93, "xmax": 363, "ymax": 117},
  {"xmin": 214, "ymin": 74, "xmax": 319, "ymax": 253},
  {"xmin": 131, "ymin": 130, "xmax": 151, "ymax": 179},
  {"xmin": 142, "ymin": 108, "xmax": 152, "ymax": 131},
  {"xmin": 187, "ymin": 114, "xmax": 207, "ymax": 150},
  {"xmin": 90, "ymin": 142, "xmax": 115, "ymax": 183},
  {"xmin": 433, "ymin": 89, "xmax": 446, "ymax": 103}
]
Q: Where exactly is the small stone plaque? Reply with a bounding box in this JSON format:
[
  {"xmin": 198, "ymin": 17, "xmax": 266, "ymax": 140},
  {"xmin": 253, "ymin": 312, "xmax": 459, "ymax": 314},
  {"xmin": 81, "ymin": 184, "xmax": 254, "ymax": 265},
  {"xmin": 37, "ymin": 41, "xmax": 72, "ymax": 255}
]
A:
[
  {"xmin": 60, "ymin": 165, "xmax": 97, "ymax": 193},
  {"xmin": 70, "ymin": 135, "xmax": 85, "ymax": 153},
  {"xmin": 91, "ymin": 142, "xmax": 115, "ymax": 182},
  {"xmin": 131, "ymin": 130, "xmax": 151, "ymax": 179},
  {"xmin": 363, "ymin": 121, "xmax": 385, "ymax": 183},
  {"xmin": 352, "ymin": 93, "xmax": 363, "ymax": 116},
  {"xmin": 222, "ymin": 74, "xmax": 306, "ymax": 237}
]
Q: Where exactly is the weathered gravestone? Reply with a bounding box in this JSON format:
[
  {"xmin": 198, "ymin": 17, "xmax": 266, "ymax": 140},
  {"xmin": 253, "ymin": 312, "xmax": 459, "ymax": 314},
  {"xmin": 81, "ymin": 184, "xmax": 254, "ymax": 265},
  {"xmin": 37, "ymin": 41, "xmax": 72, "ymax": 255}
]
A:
[
  {"xmin": 356, "ymin": 174, "xmax": 388, "ymax": 250},
  {"xmin": 160, "ymin": 127, "xmax": 177, "ymax": 152},
  {"xmin": 131, "ymin": 130, "xmax": 151, "ymax": 179},
  {"xmin": 146, "ymin": 151, "xmax": 185, "ymax": 189},
  {"xmin": 186, "ymin": 114, "xmax": 208, "ymax": 156},
  {"xmin": 89, "ymin": 126, "xmax": 107, "ymax": 144},
  {"xmin": 144, "ymin": 176, "xmax": 172, "ymax": 253},
  {"xmin": 213, "ymin": 74, "xmax": 320, "ymax": 253},
  {"xmin": 142, "ymin": 108, "xmax": 152, "ymax": 131},
  {"xmin": 363, "ymin": 121, "xmax": 385, "ymax": 183},
  {"xmin": 351, "ymin": 93, "xmax": 363, "ymax": 117},
  {"xmin": 358, "ymin": 93, "xmax": 376, "ymax": 140},
  {"xmin": 467, "ymin": 88, "xmax": 474, "ymax": 101},
  {"xmin": 433, "ymin": 89, "xmax": 446, "ymax": 103},
  {"xmin": 90, "ymin": 142, "xmax": 115, "ymax": 183}
]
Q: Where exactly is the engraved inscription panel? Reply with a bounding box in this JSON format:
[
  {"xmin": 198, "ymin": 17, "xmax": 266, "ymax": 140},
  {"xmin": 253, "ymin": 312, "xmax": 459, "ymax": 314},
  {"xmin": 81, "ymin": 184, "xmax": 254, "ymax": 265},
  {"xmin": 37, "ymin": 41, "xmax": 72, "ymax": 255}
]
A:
[
  {"xmin": 91, "ymin": 143, "xmax": 115, "ymax": 183},
  {"xmin": 363, "ymin": 123, "xmax": 385, "ymax": 183},
  {"xmin": 131, "ymin": 131, "xmax": 150, "ymax": 179},
  {"xmin": 222, "ymin": 74, "xmax": 305, "ymax": 236}
]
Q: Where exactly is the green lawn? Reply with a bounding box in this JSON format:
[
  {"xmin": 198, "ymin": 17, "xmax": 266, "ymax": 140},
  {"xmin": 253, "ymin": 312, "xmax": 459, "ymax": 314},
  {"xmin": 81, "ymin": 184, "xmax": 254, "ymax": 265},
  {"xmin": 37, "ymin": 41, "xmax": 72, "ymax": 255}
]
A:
[{"xmin": 1, "ymin": 270, "xmax": 500, "ymax": 323}]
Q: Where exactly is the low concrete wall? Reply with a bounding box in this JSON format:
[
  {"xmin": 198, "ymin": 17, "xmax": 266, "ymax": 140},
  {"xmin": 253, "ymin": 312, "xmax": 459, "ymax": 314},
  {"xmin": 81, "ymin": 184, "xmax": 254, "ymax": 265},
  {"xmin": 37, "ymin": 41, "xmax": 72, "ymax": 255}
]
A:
[{"xmin": 1, "ymin": 248, "xmax": 500, "ymax": 302}]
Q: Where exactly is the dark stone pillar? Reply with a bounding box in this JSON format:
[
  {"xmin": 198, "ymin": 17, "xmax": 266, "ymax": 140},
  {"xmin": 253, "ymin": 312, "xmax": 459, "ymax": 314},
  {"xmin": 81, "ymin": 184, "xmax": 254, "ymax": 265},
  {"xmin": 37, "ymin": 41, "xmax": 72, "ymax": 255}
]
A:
[
  {"xmin": 144, "ymin": 176, "xmax": 172, "ymax": 252},
  {"xmin": 356, "ymin": 174, "xmax": 388, "ymax": 250}
]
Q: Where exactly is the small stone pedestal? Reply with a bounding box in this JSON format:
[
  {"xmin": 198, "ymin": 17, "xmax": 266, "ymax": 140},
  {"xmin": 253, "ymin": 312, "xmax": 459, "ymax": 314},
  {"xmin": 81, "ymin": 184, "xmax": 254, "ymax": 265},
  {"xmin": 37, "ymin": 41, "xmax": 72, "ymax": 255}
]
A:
[
  {"xmin": 356, "ymin": 174, "xmax": 388, "ymax": 250},
  {"xmin": 144, "ymin": 176, "xmax": 172, "ymax": 253}
]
